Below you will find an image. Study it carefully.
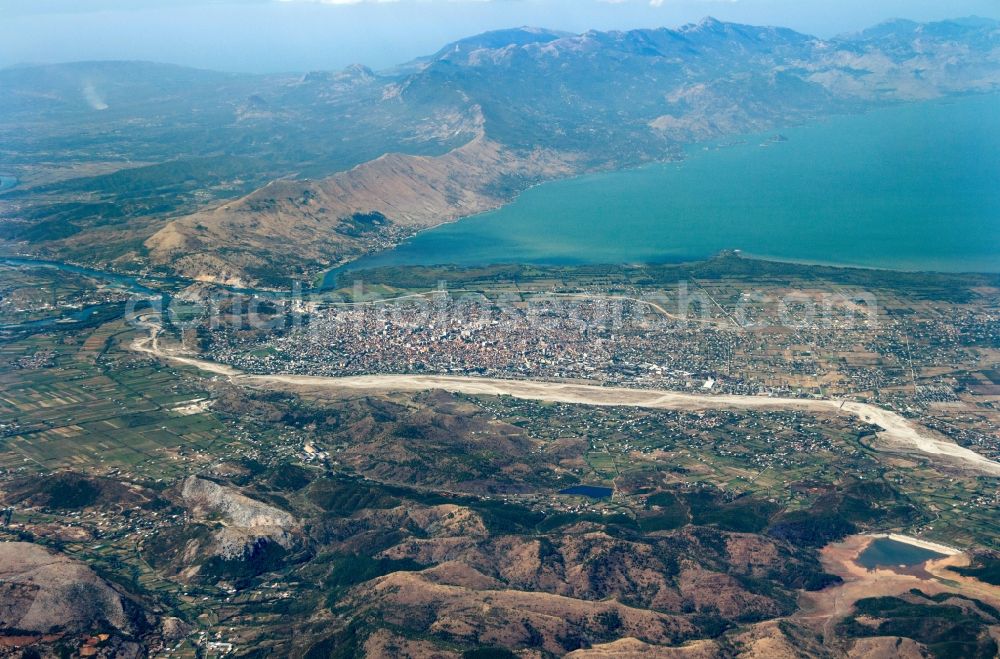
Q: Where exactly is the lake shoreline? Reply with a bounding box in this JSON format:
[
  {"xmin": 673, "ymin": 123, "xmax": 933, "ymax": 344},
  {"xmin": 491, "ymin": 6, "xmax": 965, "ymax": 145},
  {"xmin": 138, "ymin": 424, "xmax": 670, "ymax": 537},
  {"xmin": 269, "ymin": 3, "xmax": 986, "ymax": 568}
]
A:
[
  {"xmin": 332, "ymin": 93, "xmax": 1000, "ymax": 278},
  {"xmin": 865, "ymin": 533, "xmax": 961, "ymax": 556}
]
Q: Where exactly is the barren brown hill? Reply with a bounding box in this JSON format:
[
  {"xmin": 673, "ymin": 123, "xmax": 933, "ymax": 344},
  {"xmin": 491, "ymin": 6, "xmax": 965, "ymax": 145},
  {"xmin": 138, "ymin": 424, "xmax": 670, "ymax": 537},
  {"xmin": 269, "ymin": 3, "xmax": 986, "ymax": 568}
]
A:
[
  {"xmin": 376, "ymin": 529, "xmax": 808, "ymax": 621},
  {"xmin": 0, "ymin": 471, "xmax": 161, "ymax": 511},
  {"xmin": 146, "ymin": 134, "xmax": 578, "ymax": 285},
  {"xmin": 0, "ymin": 542, "xmax": 153, "ymax": 650},
  {"xmin": 565, "ymin": 637, "xmax": 721, "ymax": 658},
  {"xmin": 344, "ymin": 570, "xmax": 695, "ymax": 655}
]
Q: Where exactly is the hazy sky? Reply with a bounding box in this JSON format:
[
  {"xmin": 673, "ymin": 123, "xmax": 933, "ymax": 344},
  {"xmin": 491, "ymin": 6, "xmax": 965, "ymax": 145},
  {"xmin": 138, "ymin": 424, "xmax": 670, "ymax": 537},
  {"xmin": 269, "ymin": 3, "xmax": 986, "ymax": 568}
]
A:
[{"xmin": 2, "ymin": 0, "xmax": 999, "ymax": 73}]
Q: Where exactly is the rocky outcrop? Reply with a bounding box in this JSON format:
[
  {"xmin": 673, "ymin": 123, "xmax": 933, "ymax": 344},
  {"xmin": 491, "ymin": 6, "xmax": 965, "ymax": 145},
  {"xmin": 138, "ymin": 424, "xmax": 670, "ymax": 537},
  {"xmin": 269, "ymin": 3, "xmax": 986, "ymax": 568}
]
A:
[{"xmin": 180, "ymin": 476, "xmax": 298, "ymax": 559}]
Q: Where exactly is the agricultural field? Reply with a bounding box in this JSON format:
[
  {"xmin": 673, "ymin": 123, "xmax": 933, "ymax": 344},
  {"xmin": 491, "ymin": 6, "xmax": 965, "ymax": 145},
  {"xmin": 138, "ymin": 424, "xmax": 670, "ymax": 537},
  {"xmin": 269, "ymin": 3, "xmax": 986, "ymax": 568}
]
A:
[
  {"xmin": 0, "ymin": 258, "xmax": 997, "ymax": 657},
  {"xmin": 0, "ymin": 318, "xmax": 305, "ymax": 478},
  {"xmin": 0, "ymin": 262, "xmax": 136, "ymax": 326}
]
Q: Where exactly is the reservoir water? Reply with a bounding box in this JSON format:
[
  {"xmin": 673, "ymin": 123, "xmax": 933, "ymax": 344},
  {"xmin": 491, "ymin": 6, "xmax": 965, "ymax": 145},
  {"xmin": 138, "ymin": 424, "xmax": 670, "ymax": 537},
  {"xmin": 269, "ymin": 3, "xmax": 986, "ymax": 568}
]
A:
[
  {"xmin": 856, "ymin": 538, "xmax": 946, "ymax": 569},
  {"xmin": 335, "ymin": 93, "xmax": 1000, "ymax": 279},
  {"xmin": 558, "ymin": 485, "xmax": 614, "ymax": 499}
]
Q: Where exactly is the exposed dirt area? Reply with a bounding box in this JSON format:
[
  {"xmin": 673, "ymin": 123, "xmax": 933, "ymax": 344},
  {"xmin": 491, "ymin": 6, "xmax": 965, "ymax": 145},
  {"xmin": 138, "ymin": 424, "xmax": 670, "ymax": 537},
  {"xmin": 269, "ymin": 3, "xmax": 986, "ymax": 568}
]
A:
[
  {"xmin": 797, "ymin": 534, "xmax": 1000, "ymax": 638},
  {"xmin": 924, "ymin": 552, "xmax": 1000, "ymax": 606},
  {"xmin": 845, "ymin": 636, "xmax": 928, "ymax": 658},
  {"xmin": 565, "ymin": 637, "xmax": 720, "ymax": 657}
]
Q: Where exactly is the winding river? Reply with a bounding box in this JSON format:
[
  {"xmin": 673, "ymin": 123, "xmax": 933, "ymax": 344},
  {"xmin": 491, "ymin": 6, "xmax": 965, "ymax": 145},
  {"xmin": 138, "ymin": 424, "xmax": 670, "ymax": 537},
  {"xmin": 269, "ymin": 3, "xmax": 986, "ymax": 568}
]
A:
[{"xmin": 0, "ymin": 258, "xmax": 162, "ymax": 331}]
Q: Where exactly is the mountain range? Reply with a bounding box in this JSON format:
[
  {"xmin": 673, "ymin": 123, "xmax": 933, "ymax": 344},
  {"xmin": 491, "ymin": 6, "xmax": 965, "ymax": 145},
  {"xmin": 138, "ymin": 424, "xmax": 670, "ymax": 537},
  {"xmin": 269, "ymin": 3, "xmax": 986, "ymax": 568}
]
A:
[{"xmin": 1, "ymin": 16, "xmax": 998, "ymax": 285}]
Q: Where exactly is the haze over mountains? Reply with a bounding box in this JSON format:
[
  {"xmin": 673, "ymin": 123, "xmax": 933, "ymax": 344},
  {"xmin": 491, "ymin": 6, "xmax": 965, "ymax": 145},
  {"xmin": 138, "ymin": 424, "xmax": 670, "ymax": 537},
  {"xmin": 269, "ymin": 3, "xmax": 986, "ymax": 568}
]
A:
[
  {"xmin": 1, "ymin": 16, "xmax": 999, "ymax": 285},
  {"xmin": 3, "ymin": 13, "xmax": 1000, "ymax": 659}
]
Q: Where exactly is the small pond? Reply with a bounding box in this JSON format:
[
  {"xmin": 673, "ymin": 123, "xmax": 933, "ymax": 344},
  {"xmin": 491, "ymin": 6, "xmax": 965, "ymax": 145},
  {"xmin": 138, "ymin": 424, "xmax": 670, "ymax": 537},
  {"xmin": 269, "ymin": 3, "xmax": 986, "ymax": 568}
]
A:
[{"xmin": 558, "ymin": 485, "xmax": 613, "ymax": 499}]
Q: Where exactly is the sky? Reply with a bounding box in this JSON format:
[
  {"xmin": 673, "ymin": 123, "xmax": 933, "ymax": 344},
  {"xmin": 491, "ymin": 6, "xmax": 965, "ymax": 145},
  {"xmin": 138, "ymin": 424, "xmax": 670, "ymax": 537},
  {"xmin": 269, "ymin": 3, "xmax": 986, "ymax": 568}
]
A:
[{"xmin": 1, "ymin": 0, "xmax": 999, "ymax": 73}]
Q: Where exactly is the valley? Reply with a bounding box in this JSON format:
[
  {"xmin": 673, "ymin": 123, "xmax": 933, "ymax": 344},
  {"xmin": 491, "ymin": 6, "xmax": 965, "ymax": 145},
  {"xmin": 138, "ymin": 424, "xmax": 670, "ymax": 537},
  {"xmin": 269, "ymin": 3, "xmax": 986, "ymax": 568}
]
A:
[
  {"xmin": 2, "ymin": 256, "xmax": 999, "ymax": 656},
  {"xmin": 1, "ymin": 12, "xmax": 999, "ymax": 659},
  {"xmin": 3, "ymin": 19, "xmax": 1000, "ymax": 285},
  {"xmin": 131, "ymin": 333, "xmax": 1000, "ymax": 477}
]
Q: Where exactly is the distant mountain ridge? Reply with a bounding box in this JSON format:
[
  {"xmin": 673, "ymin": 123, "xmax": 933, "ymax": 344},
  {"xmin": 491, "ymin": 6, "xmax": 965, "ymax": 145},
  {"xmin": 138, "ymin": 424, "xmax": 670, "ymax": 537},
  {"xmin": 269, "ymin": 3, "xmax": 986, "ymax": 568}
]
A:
[
  {"xmin": 428, "ymin": 26, "xmax": 571, "ymax": 60},
  {"xmin": 2, "ymin": 16, "xmax": 999, "ymax": 284}
]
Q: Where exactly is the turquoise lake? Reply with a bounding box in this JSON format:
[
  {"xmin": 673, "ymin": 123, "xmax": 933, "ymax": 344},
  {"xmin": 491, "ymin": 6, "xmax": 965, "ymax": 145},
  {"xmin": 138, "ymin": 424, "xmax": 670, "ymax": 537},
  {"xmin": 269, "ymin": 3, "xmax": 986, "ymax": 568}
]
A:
[{"xmin": 336, "ymin": 93, "xmax": 1000, "ymax": 279}]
